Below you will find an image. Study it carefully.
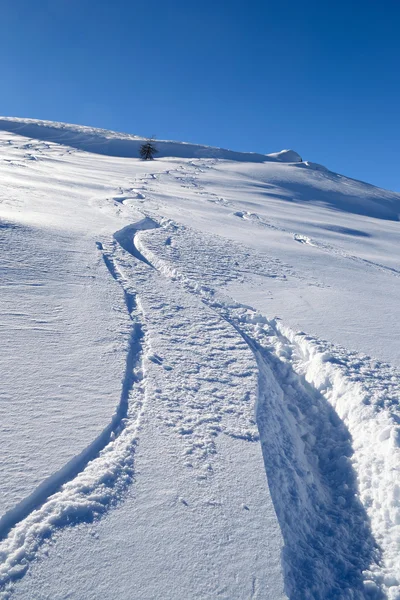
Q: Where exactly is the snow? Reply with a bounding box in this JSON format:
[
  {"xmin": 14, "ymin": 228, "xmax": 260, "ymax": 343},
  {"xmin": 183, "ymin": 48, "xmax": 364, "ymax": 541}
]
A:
[
  {"xmin": 266, "ymin": 149, "xmax": 303, "ymax": 163},
  {"xmin": 0, "ymin": 118, "xmax": 399, "ymax": 599},
  {"xmin": 0, "ymin": 117, "xmax": 300, "ymax": 164}
]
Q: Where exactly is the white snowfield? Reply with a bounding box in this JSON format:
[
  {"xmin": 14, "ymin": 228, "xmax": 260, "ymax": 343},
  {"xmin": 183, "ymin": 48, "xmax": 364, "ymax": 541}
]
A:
[{"xmin": 0, "ymin": 117, "xmax": 399, "ymax": 600}]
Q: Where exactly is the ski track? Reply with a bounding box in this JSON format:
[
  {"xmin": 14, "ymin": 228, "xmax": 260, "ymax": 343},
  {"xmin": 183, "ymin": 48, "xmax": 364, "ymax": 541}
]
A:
[
  {"xmin": 136, "ymin": 217, "xmax": 400, "ymax": 600},
  {"xmin": 103, "ymin": 225, "xmax": 261, "ymax": 465},
  {"xmin": 0, "ymin": 205, "xmax": 261, "ymax": 596}
]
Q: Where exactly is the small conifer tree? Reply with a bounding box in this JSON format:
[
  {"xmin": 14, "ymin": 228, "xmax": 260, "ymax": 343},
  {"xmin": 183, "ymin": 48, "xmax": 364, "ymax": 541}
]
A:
[{"xmin": 139, "ymin": 138, "xmax": 158, "ymax": 160}]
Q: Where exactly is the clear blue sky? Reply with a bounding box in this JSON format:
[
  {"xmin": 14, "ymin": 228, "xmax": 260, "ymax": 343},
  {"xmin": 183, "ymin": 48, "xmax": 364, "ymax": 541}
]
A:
[{"xmin": 1, "ymin": 0, "xmax": 399, "ymax": 191}]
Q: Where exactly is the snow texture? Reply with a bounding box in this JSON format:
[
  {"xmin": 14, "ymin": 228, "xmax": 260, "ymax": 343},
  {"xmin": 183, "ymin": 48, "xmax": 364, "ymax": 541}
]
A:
[{"xmin": 0, "ymin": 118, "xmax": 399, "ymax": 599}]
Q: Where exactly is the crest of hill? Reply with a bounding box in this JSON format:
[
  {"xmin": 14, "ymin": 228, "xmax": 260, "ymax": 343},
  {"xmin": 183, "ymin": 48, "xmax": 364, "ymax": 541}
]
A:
[
  {"xmin": 0, "ymin": 117, "xmax": 301, "ymax": 164},
  {"xmin": 1, "ymin": 117, "xmax": 399, "ymax": 221}
]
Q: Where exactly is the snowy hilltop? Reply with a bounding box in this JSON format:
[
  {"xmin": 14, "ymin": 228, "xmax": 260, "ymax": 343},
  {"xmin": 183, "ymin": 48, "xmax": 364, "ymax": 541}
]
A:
[{"xmin": 0, "ymin": 117, "xmax": 399, "ymax": 600}]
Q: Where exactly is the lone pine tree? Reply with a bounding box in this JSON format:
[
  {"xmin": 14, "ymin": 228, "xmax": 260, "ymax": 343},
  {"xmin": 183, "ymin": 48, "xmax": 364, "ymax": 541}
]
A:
[{"xmin": 139, "ymin": 138, "xmax": 158, "ymax": 160}]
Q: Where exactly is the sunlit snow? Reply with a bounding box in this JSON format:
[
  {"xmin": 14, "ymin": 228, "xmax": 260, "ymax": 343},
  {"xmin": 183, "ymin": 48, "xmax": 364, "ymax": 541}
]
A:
[{"xmin": 0, "ymin": 118, "xmax": 399, "ymax": 600}]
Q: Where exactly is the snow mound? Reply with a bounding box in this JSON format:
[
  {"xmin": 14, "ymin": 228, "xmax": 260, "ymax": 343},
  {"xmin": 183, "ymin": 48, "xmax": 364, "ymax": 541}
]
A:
[{"xmin": 266, "ymin": 149, "xmax": 302, "ymax": 162}]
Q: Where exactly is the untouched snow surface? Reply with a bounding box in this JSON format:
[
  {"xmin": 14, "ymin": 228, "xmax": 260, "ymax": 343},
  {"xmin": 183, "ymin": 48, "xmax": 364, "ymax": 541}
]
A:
[{"xmin": 0, "ymin": 118, "xmax": 399, "ymax": 599}]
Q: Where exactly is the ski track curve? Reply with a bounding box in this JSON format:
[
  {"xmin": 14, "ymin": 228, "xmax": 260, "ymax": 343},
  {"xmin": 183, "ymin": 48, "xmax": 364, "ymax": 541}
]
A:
[
  {"xmin": 0, "ymin": 156, "xmax": 222, "ymax": 592},
  {"xmin": 135, "ymin": 220, "xmax": 400, "ymax": 600},
  {"xmin": 104, "ymin": 220, "xmax": 262, "ymax": 466},
  {"xmin": 0, "ymin": 208, "xmax": 263, "ymax": 597}
]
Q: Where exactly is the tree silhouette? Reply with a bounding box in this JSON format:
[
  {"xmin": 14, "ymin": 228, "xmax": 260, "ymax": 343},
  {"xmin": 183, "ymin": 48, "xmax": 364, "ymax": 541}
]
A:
[{"xmin": 139, "ymin": 138, "xmax": 158, "ymax": 160}]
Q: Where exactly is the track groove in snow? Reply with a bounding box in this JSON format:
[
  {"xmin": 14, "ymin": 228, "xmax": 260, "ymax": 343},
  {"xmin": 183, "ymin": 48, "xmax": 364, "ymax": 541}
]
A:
[
  {"xmin": 136, "ymin": 220, "xmax": 400, "ymax": 599},
  {"xmin": 113, "ymin": 217, "xmax": 159, "ymax": 268},
  {"xmin": 0, "ymin": 213, "xmax": 272, "ymax": 597},
  {"xmin": 225, "ymin": 318, "xmax": 383, "ymax": 599}
]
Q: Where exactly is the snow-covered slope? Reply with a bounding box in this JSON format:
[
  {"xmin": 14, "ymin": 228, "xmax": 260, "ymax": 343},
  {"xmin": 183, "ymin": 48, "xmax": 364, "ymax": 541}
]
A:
[
  {"xmin": 0, "ymin": 117, "xmax": 303, "ymax": 163},
  {"xmin": 0, "ymin": 118, "xmax": 399, "ymax": 600}
]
